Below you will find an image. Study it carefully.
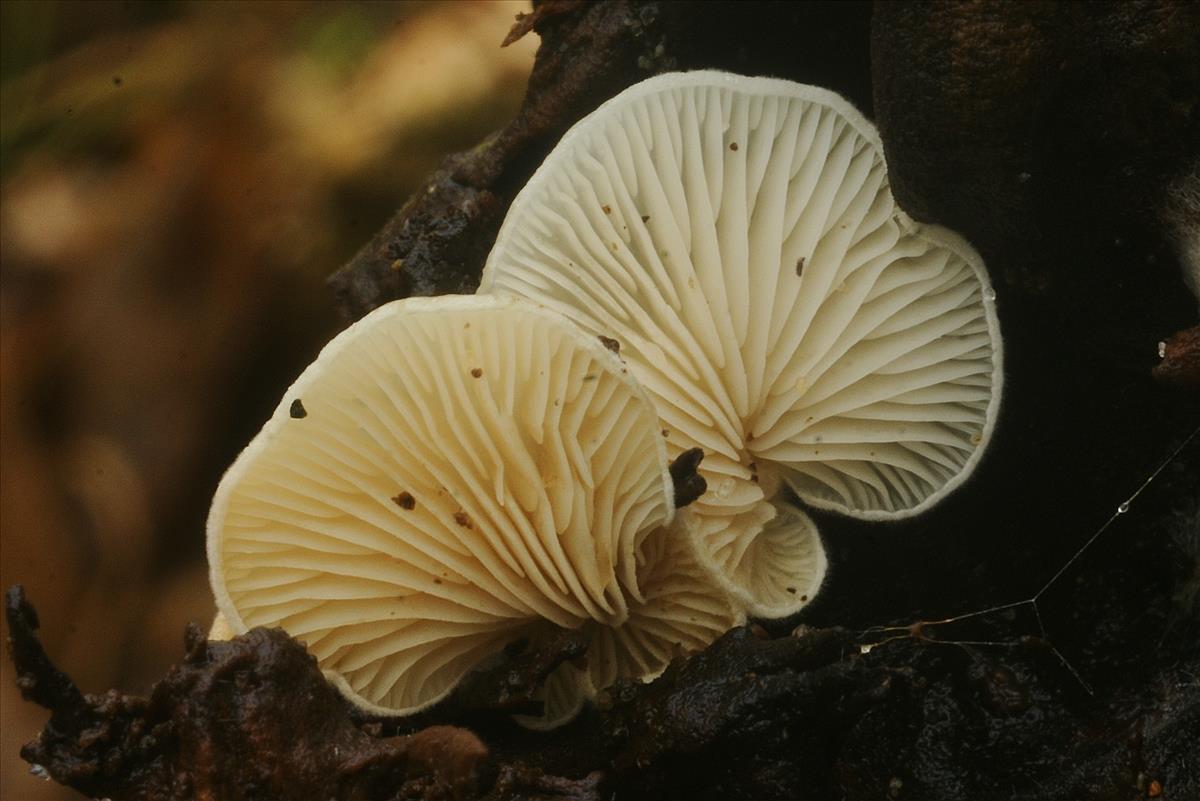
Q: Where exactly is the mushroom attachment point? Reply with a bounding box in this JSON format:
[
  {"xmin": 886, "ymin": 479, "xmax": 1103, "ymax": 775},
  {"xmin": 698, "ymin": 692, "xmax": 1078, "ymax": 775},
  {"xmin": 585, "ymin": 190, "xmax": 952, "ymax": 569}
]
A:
[
  {"xmin": 481, "ymin": 71, "xmax": 1003, "ymax": 617},
  {"xmin": 208, "ymin": 295, "xmax": 699, "ymax": 718}
]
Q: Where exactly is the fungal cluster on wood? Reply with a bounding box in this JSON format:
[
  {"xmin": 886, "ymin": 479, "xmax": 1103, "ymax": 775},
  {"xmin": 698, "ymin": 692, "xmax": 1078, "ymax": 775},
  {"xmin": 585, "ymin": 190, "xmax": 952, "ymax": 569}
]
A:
[
  {"xmin": 9, "ymin": 3, "xmax": 1198, "ymax": 799},
  {"xmin": 204, "ymin": 71, "xmax": 1002, "ymax": 728}
]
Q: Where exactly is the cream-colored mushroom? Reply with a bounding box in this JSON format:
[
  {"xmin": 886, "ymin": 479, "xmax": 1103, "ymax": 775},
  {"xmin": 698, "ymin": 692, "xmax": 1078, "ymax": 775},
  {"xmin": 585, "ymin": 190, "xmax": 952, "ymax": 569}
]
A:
[
  {"xmin": 208, "ymin": 294, "xmax": 688, "ymax": 716},
  {"xmin": 583, "ymin": 512, "xmax": 744, "ymax": 691},
  {"xmin": 481, "ymin": 71, "xmax": 1003, "ymax": 617},
  {"xmin": 519, "ymin": 512, "xmax": 744, "ymax": 729}
]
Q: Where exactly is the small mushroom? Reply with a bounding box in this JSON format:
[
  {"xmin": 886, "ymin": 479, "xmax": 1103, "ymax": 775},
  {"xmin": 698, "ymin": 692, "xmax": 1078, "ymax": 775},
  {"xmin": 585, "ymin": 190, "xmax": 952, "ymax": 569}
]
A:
[
  {"xmin": 481, "ymin": 71, "xmax": 1002, "ymax": 616},
  {"xmin": 518, "ymin": 514, "xmax": 744, "ymax": 729},
  {"xmin": 208, "ymin": 295, "xmax": 680, "ymax": 716},
  {"xmin": 583, "ymin": 513, "xmax": 744, "ymax": 692}
]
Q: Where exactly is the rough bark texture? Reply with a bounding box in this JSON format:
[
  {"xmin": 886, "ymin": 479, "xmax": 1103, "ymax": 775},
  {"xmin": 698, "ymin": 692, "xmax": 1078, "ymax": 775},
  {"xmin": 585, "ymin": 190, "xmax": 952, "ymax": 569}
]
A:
[
  {"xmin": 871, "ymin": 1, "xmax": 1200, "ymax": 294},
  {"xmin": 10, "ymin": 2, "xmax": 1200, "ymax": 800}
]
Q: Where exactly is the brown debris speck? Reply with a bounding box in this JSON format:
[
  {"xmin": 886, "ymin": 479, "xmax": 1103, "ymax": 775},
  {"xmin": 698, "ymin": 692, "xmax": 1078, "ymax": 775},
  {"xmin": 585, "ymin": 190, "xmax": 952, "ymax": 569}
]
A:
[
  {"xmin": 598, "ymin": 335, "xmax": 620, "ymax": 354},
  {"xmin": 1152, "ymin": 325, "xmax": 1200, "ymax": 388},
  {"xmin": 454, "ymin": 511, "xmax": 473, "ymax": 529},
  {"xmin": 392, "ymin": 491, "xmax": 416, "ymax": 510},
  {"xmin": 470, "ymin": 367, "xmax": 483, "ymax": 378},
  {"xmin": 729, "ymin": 142, "xmax": 739, "ymax": 151},
  {"xmin": 501, "ymin": 0, "xmax": 585, "ymax": 47},
  {"xmin": 602, "ymin": 204, "xmax": 612, "ymax": 214},
  {"xmin": 289, "ymin": 399, "xmax": 307, "ymax": 419},
  {"xmin": 796, "ymin": 257, "xmax": 806, "ymax": 277},
  {"xmin": 669, "ymin": 447, "xmax": 707, "ymax": 509}
]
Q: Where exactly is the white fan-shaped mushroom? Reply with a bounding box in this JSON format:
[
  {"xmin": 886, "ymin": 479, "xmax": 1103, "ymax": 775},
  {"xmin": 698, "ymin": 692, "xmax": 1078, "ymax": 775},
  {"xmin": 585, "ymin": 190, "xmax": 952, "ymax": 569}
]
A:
[
  {"xmin": 481, "ymin": 71, "xmax": 1002, "ymax": 617},
  {"xmin": 583, "ymin": 513, "xmax": 745, "ymax": 691},
  {"xmin": 518, "ymin": 513, "xmax": 744, "ymax": 729},
  {"xmin": 207, "ymin": 295, "xmax": 677, "ymax": 716}
]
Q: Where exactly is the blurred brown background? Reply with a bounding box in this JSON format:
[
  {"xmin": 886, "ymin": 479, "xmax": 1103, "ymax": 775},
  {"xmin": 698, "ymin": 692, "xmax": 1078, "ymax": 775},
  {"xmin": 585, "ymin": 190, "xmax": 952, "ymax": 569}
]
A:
[{"xmin": 0, "ymin": 2, "xmax": 535, "ymax": 796}]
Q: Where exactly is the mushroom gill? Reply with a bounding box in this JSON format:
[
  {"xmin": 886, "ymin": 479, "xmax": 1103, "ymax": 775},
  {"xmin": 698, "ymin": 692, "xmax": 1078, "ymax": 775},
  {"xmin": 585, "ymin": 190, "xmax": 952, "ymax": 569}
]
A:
[
  {"xmin": 519, "ymin": 514, "xmax": 743, "ymax": 729},
  {"xmin": 480, "ymin": 71, "xmax": 1003, "ymax": 617},
  {"xmin": 208, "ymin": 295, "xmax": 684, "ymax": 716}
]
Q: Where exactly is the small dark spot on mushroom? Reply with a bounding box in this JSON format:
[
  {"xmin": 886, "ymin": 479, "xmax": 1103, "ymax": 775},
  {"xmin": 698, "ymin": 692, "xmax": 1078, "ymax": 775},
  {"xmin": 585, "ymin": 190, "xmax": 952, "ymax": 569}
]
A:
[
  {"xmin": 289, "ymin": 399, "xmax": 307, "ymax": 419},
  {"xmin": 800, "ymin": 594, "xmax": 808, "ymax": 602},
  {"xmin": 598, "ymin": 335, "xmax": 620, "ymax": 354},
  {"xmin": 453, "ymin": 511, "xmax": 473, "ymax": 529},
  {"xmin": 112, "ymin": 75, "xmax": 123, "ymax": 86},
  {"xmin": 392, "ymin": 492, "xmax": 415, "ymax": 510},
  {"xmin": 641, "ymin": 215, "xmax": 650, "ymax": 223},
  {"xmin": 786, "ymin": 587, "xmax": 797, "ymax": 594},
  {"xmin": 583, "ymin": 374, "xmax": 598, "ymax": 382},
  {"xmin": 470, "ymin": 367, "xmax": 483, "ymax": 378},
  {"xmin": 662, "ymin": 429, "xmax": 669, "ymax": 437},
  {"xmin": 795, "ymin": 257, "xmax": 805, "ymax": 277},
  {"xmin": 464, "ymin": 322, "xmax": 470, "ymax": 329},
  {"xmin": 434, "ymin": 578, "xmax": 443, "ymax": 585},
  {"xmin": 602, "ymin": 204, "xmax": 612, "ymax": 215},
  {"xmin": 729, "ymin": 142, "xmax": 739, "ymax": 151}
]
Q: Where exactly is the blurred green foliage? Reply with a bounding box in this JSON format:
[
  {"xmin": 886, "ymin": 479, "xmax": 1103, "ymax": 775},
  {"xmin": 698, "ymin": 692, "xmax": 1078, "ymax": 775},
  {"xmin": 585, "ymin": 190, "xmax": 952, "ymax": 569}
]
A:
[{"xmin": 297, "ymin": 4, "xmax": 383, "ymax": 80}]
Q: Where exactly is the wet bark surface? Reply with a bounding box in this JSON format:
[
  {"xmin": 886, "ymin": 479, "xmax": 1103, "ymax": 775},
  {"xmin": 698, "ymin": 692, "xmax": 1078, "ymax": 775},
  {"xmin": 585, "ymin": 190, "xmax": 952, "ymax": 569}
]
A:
[{"xmin": 9, "ymin": 2, "xmax": 1200, "ymax": 799}]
